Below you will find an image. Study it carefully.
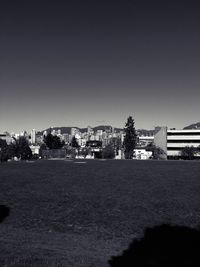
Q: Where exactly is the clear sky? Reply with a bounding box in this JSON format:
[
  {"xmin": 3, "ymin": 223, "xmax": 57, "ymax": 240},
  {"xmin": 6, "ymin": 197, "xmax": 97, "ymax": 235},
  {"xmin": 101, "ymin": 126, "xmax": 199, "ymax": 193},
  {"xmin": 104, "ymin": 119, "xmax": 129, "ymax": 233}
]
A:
[{"xmin": 1, "ymin": 0, "xmax": 200, "ymax": 133}]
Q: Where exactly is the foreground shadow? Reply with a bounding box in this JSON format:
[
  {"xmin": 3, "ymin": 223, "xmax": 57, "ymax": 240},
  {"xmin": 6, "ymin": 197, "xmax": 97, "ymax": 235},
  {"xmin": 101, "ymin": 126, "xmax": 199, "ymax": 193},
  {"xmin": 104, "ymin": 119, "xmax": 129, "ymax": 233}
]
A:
[
  {"xmin": 109, "ymin": 224, "xmax": 200, "ymax": 267},
  {"xmin": 0, "ymin": 205, "xmax": 10, "ymax": 223}
]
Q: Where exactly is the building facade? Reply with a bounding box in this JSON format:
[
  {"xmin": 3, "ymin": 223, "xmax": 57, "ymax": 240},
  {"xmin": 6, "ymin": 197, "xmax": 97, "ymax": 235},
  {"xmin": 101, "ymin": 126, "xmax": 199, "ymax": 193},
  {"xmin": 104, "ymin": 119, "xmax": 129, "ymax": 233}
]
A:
[
  {"xmin": 154, "ymin": 127, "xmax": 200, "ymax": 159},
  {"xmin": 167, "ymin": 129, "xmax": 200, "ymax": 158}
]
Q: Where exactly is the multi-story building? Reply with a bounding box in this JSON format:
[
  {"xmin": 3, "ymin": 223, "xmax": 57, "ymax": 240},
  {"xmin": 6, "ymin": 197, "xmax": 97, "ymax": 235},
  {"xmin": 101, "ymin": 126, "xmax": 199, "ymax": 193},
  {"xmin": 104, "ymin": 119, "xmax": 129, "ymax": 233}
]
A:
[
  {"xmin": 167, "ymin": 129, "xmax": 200, "ymax": 158},
  {"xmin": 154, "ymin": 127, "xmax": 200, "ymax": 159},
  {"xmin": 71, "ymin": 127, "xmax": 79, "ymax": 137},
  {"xmin": 0, "ymin": 133, "xmax": 13, "ymax": 144},
  {"xmin": 87, "ymin": 126, "xmax": 93, "ymax": 135},
  {"xmin": 30, "ymin": 129, "xmax": 36, "ymax": 144}
]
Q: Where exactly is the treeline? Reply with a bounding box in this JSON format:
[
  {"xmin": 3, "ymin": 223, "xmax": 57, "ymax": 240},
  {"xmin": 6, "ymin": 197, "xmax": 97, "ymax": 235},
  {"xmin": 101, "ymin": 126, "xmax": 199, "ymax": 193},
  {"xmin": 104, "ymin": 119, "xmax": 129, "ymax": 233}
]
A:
[{"xmin": 0, "ymin": 137, "xmax": 32, "ymax": 162}]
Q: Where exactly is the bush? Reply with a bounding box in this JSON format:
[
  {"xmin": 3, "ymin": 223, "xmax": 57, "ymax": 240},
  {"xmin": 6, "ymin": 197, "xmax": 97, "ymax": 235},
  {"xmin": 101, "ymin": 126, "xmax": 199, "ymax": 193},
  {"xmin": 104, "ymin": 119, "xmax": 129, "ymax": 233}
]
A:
[
  {"xmin": 180, "ymin": 146, "xmax": 199, "ymax": 160},
  {"xmin": 102, "ymin": 145, "xmax": 115, "ymax": 159}
]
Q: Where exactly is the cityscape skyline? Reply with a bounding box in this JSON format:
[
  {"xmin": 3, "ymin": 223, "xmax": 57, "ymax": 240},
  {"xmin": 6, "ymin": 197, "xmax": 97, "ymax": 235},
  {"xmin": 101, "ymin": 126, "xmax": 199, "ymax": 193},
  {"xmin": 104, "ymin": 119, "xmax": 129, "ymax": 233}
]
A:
[
  {"xmin": 1, "ymin": 1, "xmax": 200, "ymax": 133},
  {"xmin": 0, "ymin": 120, "xmax": 199, "ymax": 135}
]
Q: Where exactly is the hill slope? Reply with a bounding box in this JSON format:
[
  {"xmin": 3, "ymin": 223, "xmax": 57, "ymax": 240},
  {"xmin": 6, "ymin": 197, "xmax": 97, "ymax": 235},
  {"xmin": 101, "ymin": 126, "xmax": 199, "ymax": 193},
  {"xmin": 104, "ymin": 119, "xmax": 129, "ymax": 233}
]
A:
[{"xmin": 183, "ymin": 122, "xmax": 200, "ymax": 130}]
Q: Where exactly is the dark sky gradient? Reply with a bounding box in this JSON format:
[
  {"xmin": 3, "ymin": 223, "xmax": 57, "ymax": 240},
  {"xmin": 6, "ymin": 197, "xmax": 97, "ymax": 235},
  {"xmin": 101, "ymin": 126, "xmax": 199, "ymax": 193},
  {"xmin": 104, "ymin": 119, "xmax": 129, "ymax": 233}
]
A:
[{"xmin": 1, "ymin": 0, "xmax": 200, "ymax": 132}]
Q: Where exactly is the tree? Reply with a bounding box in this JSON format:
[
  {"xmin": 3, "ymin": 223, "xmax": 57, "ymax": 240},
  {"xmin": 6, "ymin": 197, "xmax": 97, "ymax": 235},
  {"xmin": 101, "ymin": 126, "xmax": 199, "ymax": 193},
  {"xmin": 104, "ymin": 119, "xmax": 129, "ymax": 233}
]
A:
[
  {"xmin": 79, "ymin": 147, "xmax": 91, "ymax": 158},
  {"xmin": 110, "ymin": 137, "xmax": 122, "ymax": 154},
  {"xmin": 15, "ymin": 137, "xmax": 32, "ymax": 160},
  {"xmin": 0, "ymin": 139, "xmax": 7, "ymax": 148},
  {"xmin": 102, "ymin": 144, "xmax": 115, "ymax": 159},
  {"xmin": 123, "ymin": 116, "xmax": 137, "ymax": 159},
  {"xmin": 44, "ymin": 133, "xmax": 54, "ymax": 149},
  {"xmin": 180, "ymin": 146, "xmax": 198, "ymax": 160},
  {"xmin": 71, "ymin": 136, "xmax": 79, "ymax": 148},
  {"xmin": 0, "ymin": 137, "xmax": 33, "ymax": 161},
  {"xmin": 6, "ymin": 143, "xmax": 16, "ymax": 160},
  {"xmin": 146, "ymin": 143, "xmax": 166, "ymax": 160},
  {"xmin": 65, "ymin": 145, "xmax": 77, "ymax": 158},
  {"xmin": 44, "ymin": 133, "xmax": 63, "ymax": 149},
  {"xmin": 39, "ymin": 143, "xmax": 47, "ymax": 158},
  {"xmin": 0, "ymin": 139, "xmax": 9, "ymax": 162}
]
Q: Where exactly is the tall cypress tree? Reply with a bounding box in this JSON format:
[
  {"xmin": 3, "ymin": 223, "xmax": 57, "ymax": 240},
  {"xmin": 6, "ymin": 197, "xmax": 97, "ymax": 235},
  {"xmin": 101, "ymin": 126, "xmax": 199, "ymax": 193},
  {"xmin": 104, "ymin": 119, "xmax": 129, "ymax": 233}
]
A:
[{"xmin": 123, "ymin": 116, "xmax": 137, "ymax": 159}]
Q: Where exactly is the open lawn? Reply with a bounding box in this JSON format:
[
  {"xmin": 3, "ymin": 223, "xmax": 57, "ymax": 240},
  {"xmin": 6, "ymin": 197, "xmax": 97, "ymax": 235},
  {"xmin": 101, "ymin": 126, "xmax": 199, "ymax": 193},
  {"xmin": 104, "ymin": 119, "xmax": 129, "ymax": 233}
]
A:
[{"xmin": 0, "ymin": 159, "xmax": 200, "ymax": 266}]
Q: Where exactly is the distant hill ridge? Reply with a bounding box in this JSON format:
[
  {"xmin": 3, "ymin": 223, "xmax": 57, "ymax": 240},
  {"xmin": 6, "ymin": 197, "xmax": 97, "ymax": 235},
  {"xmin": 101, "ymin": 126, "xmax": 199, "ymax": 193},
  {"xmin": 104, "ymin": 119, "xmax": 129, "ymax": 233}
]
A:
[
  {"xmin": 38, "ymin": 125, "xmax": 123, "ymax": 135},
  {"xmin": 183, "ymin": 122, "xmax": 200, "ymax": 130},
  {"xmin": 38, "ymin": 126, "xmax": 157, "ymax": 136}
]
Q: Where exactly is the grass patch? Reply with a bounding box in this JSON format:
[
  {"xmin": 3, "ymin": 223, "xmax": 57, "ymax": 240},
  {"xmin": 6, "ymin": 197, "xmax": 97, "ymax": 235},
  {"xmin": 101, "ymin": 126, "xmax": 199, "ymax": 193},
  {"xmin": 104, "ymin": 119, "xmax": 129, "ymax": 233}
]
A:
[{"xmin": 0, "ymin": 159, "xmax": 200, "ymax": 266}]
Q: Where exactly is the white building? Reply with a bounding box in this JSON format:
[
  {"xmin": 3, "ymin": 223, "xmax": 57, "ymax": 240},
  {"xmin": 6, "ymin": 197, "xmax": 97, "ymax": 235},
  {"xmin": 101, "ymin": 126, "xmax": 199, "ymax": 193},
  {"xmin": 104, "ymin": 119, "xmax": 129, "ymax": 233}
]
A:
[
  {"xmin": 71, "ymin": 128, "xmax": 80, "ymax": 137},
  {"xmin": 134, "ymin": 148, "xmax": 153, "ymax": 160},
  {"xmin": 138, "ymin": 136, "xmax": 154, "ymax": 147},
  {"xmin": 154, "ymin": 127, "xmax": 200, "ymax": 159},
  {"xmin": 30, "ymin": 145, "xmax": 40, "ymax": 155},
  {"xmin": 167, "ymin": 129, "xmax": 200, "ymax": 158},
  {"xmin": 30, "ymin": 129, "xmax": 36, "ymax": 144},
  {"xmin": 0, "ymin": 133, "xmax": 13, "ymax": 144}
]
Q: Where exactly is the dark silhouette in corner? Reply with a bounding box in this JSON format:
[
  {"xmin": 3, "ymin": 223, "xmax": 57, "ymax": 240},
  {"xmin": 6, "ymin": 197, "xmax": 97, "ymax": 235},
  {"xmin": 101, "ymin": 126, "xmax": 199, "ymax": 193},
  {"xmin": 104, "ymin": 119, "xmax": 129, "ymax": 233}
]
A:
[
  {"xmin": 0, "ymin": 205, "xmax": 10, "ymax": 223},
  {"xmin": 108, "ymin": 224, "xmax": 200, "ymax": 267}
]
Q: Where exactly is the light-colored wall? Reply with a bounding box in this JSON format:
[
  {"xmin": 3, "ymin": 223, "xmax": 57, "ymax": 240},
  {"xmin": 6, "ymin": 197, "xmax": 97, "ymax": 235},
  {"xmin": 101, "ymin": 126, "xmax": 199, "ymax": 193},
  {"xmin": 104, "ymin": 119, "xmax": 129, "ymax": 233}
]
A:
[{"xmin": 153, "ymin": 126, "xmax": 168, "ymax": 159}]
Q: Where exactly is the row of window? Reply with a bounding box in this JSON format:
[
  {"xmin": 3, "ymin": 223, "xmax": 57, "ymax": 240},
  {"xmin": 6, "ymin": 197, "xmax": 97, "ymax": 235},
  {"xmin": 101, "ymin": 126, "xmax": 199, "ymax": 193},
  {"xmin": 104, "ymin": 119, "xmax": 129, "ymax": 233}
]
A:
[
  {"xmin": 167, "ymin": 147, "xmax": 200, "ymax": 151},
  {"xmin": 167, "ymin": 132, "xmax": 200, "ymax": 136},
  {"xmin": 167, "ymin": 140, "xmax": 200, "ymax": 143}
]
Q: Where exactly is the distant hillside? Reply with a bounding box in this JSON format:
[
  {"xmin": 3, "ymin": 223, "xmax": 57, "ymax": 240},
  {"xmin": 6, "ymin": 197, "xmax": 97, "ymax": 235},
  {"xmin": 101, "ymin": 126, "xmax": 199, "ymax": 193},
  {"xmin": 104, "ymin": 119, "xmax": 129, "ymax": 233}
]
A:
[
  {"xmin": 38, "ymin": 125, "xmax": 123, "ymax": 135},
  {"xmin": 183, "ymin": 122, "xmax": 200, "ymax": 130},
  {"xmin": 38, "ymin": 127, "xmax": 73, "ymax": 135}
]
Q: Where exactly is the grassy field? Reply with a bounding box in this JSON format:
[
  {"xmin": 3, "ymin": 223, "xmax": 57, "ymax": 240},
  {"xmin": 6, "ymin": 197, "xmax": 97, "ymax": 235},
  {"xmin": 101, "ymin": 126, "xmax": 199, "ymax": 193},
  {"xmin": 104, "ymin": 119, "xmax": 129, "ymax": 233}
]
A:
[{"xmin": 0, "ymin": 159, "xmax": 200, "ymax": 266}]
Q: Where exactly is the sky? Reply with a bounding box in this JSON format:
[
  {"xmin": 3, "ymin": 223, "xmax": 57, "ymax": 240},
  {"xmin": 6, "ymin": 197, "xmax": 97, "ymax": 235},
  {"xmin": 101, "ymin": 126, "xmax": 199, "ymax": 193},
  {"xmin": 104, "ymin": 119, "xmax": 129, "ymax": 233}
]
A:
[{"xmin": 1, "ymin": 0, "xmax": 200, "ymax": 133}]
